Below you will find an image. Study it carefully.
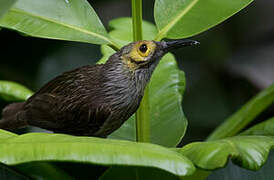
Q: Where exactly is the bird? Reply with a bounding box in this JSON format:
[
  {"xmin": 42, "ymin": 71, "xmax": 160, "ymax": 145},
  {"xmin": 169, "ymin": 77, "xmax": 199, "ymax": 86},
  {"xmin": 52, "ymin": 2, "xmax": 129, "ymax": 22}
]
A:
[{"xmin": 0, "ymin": 39, "xmax": 199, "ymax": 138}]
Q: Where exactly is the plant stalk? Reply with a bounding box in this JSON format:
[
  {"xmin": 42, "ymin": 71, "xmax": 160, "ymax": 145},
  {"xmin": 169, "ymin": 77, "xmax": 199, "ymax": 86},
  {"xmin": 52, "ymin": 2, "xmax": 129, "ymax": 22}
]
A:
[
  {"xmin": 132, "ymin": 0, "xmax": 143, "ymax": 41},
  {"xmin": 132, "ymin": 0, "xmax": 150, "ymax": 143}
]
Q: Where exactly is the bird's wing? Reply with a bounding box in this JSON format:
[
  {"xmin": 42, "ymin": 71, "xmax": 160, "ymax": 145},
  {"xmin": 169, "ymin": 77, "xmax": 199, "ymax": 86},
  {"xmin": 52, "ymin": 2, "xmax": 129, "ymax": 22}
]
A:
[
  {"xmin": 24, "ymin": 64, "xmax": 111, "ymax": 136},
  {"xmin": 25, "ymin": 92, "xmax": 111, "ymax": 136},
  {"xmin": 35, "ymin": 64, "xmax": 103, "ymax": 95}
]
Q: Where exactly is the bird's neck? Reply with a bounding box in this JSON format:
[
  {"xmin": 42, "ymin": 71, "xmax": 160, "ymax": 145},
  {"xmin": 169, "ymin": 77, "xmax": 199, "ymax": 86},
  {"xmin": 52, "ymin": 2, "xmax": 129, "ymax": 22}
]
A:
[
  {"xmin": 102, "ymin": 54, "xmax": 159, "ymax": 107},
  {"xmin": 134, "ymin": 61, "xmax": 159, "ymax": 94}
]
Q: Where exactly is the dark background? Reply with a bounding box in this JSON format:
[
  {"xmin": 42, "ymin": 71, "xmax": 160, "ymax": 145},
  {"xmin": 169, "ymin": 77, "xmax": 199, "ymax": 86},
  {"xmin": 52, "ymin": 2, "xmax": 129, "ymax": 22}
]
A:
[{"xmin": 0, "ymin": 0, "xmax": 273, "ymax": 145}]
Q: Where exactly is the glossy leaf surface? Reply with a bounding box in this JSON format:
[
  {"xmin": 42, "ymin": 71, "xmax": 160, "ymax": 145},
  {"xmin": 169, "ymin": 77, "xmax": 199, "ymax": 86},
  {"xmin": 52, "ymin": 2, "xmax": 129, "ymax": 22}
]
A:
[
  {"xmin": 0, "ymin": 81, "xmax": 33, "ymax": 101},
  {"xmin": 154, "ymin": 0, "xmax": 254, "ymax": 40},
  {"xmin": 99, "ymin": 18, "xmax": 187, "ymax": 147},
  {"xmin": 0, "ymin": 131, "xmax": 75, "ymax": 179},
  {"xmin": 0, "ymin": 0, "xmax": 17, "ymax": 18},
  {"xmin": 0, "ymin": 130, "xmax": 195, "ymax": 177},
  {"xmin": 0, "ymin": 0, "xmax": 115, "ymax": 46},
  {"xmin": 179, "ymin": 136, "xmax": 274, "ymax": 171}
]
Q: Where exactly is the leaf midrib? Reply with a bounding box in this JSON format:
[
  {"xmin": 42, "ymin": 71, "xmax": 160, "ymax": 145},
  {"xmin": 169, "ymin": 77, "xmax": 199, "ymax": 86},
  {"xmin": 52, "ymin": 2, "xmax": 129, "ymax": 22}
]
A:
[
  {"xmin": 7, "ymin": 8, "xmax": 113, "ymax": 44},
  {"xmin": 155, "ymin": 0, "xmax": 199, "ymax": 41}
]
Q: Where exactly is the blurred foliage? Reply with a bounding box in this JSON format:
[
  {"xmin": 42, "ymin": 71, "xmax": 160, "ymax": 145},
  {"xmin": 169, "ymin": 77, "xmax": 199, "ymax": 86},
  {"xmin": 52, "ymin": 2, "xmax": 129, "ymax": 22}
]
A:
[
  {"xmin": 0, "ymin": 81, "xmax": 33, "ymax": 101},
  {"xmin": 0, "ymin": 0, "xmax": 273, "ymax": 179},
  {"xmin": 0, "ymin": 0, "xmax": 17, "ymax": 18}
]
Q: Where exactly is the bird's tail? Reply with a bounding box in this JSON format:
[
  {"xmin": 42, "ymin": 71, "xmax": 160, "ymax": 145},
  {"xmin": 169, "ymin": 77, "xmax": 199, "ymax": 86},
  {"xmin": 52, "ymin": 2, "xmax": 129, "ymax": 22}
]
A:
[{"xmin": 0, "ymin": 102, "xmax": 27, "ymax": 131}]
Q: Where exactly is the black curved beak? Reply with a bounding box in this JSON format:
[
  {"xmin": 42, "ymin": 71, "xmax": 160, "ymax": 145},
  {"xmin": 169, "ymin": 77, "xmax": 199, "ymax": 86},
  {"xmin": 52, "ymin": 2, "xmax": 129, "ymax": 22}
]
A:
[{"xmin": 162, "ymin": 39, "xmax": 199, "ymax": 52}]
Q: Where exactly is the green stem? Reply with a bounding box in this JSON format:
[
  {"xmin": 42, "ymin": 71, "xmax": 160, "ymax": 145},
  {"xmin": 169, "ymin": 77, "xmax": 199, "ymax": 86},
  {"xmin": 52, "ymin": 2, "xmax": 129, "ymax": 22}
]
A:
[
  {"xmin": 132, "ymin": 0, "xmax": 150, "ymax": 143},
  {"xmin": 207, "ymin": 84, "xmax": 274, "ymax": 141},
  {"xmin": 136, "ymin": 88, "xmax": 150, "ymax": 142},
  {"xmin": 132, "ymin": 0, "xmax": 143, "ymax": 41}
]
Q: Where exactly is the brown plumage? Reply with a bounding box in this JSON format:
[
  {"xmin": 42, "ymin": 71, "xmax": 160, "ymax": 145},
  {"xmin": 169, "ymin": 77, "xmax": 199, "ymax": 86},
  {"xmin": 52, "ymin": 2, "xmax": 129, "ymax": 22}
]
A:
[{"xmin": 0, "ymin": 39, "xmax": 198, "ymax": 137}]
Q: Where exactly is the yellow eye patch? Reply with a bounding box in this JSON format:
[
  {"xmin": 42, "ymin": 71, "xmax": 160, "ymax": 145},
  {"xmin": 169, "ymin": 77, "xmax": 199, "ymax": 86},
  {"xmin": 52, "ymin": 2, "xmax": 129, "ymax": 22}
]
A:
[
  {"xmin": 129, "ymin": 41, "xmax": 156, "ymax": 62},
  {"xmin": 138, "ymin": 43, "xmax": 150, "ymax": 57}
]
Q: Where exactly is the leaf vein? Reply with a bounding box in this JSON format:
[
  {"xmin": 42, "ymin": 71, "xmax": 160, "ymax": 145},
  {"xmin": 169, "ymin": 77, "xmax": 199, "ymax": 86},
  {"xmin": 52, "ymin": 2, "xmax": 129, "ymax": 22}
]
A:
[{"xmin": 155, "ymin": 0, "xmax": 199, "ymax": 40}]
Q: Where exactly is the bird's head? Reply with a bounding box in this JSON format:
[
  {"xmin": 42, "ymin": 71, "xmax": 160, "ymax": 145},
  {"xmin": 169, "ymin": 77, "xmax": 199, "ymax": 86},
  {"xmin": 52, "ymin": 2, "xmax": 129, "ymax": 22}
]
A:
[
  {"xmin": 118, "ymin": 39, "xmax": 199, "ymax": 71},
  {"xmin": 103, "ymin": 39, "xmax": 199, "ymax": 97}
]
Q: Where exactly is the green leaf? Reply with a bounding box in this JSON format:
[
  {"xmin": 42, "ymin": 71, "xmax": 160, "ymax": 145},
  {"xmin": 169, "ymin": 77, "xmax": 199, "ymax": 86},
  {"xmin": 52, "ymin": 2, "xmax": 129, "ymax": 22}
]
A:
[
  {"xmin": 0, "ymin": 130, "xmax": 71, "ymax": 179},
  {"xmin": 154, "ymin": 0, "xmax": 254, "ymax": 40},
  {"xmin": 0, "ymin": 0, "xmax": 17, "ymax": 18},
  {"xmin": 207, "ymin": 84, "xmax": 274, "ymax": 141},
  {"xmin": 0, "ymin": 130, "xmax": 195, "ymax": 177},
  {"xmin": 0, "ymin": 0, "xmax": 117, "ymax": 46},
  {"xmin": 0, "ymin": 81, "xmax": 33, "ymax": 102},
  {"xmin": 179, "ymin": 136, "xmax": 274, "ymax": 171},
  {"xmin": 98, "ymin": 18, "xmax": 187, "ymax": 147},
  {"xmin": 241, "ymin": 117, "xmax": 274, "ymax": 136},
  {"xmin": 0, "ymin": 129, "xmax": 17, "ymax": 140}
]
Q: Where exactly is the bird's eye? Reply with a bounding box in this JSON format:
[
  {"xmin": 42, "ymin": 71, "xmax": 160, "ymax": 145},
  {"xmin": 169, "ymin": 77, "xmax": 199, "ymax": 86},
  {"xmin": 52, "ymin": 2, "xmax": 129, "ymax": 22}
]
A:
[{"xmin": 139, "ymin": 44, "xmax": 147, "ymax": 53}]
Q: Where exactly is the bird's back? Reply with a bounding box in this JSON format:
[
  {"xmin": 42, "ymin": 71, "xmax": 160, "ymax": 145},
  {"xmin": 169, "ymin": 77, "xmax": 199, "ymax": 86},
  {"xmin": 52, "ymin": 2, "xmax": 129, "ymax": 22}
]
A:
[
  {"xmin": 23, "ymin": 62, "xmax": 141, "ymax": 137},
  {"xmin": 23, "ymin": 64, "xmax": 112, "ymax": 136}
]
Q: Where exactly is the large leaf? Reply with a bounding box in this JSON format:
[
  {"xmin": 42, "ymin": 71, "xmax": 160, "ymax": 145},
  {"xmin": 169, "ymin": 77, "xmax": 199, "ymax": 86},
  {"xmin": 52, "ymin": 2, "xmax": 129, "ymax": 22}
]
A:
[
  {"xmin": 0, "ymin": 128, "xmax": 17, "ymax": 140},
  {"xmin": 154, "ymin": 0, "xmax": 254, "ymax": 40},
  {"xmin": 0, "ymin": 81, "xmax": 33, "ymax": 102},
  {"xmin": 0, "ymin": 130, "xmax": 75, "ymax": 179},
  {"xmin": 0, "ymin": 130, "xmax": 195, "ymax": 177},
  {"xmin": 207, "ymin": 84, "xmax": 274, "ymax": 140},
  {"xmin": 179, "ymin": 136, "xmax": 274, "ymax": 171},
  {"xmin": 99, "ymin": 18, "xmax": 187, "ymax": 147},
  {"xmin": 0, "ymin": 0, "xmax": 17, "ymax": 18},
  {"xmin": 182, "ymin": 116, "xmax": 274, "ymax": 179},
  {"xmin": 0, "ymin": 0, "xmax": 116, "ymax": 46}
]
